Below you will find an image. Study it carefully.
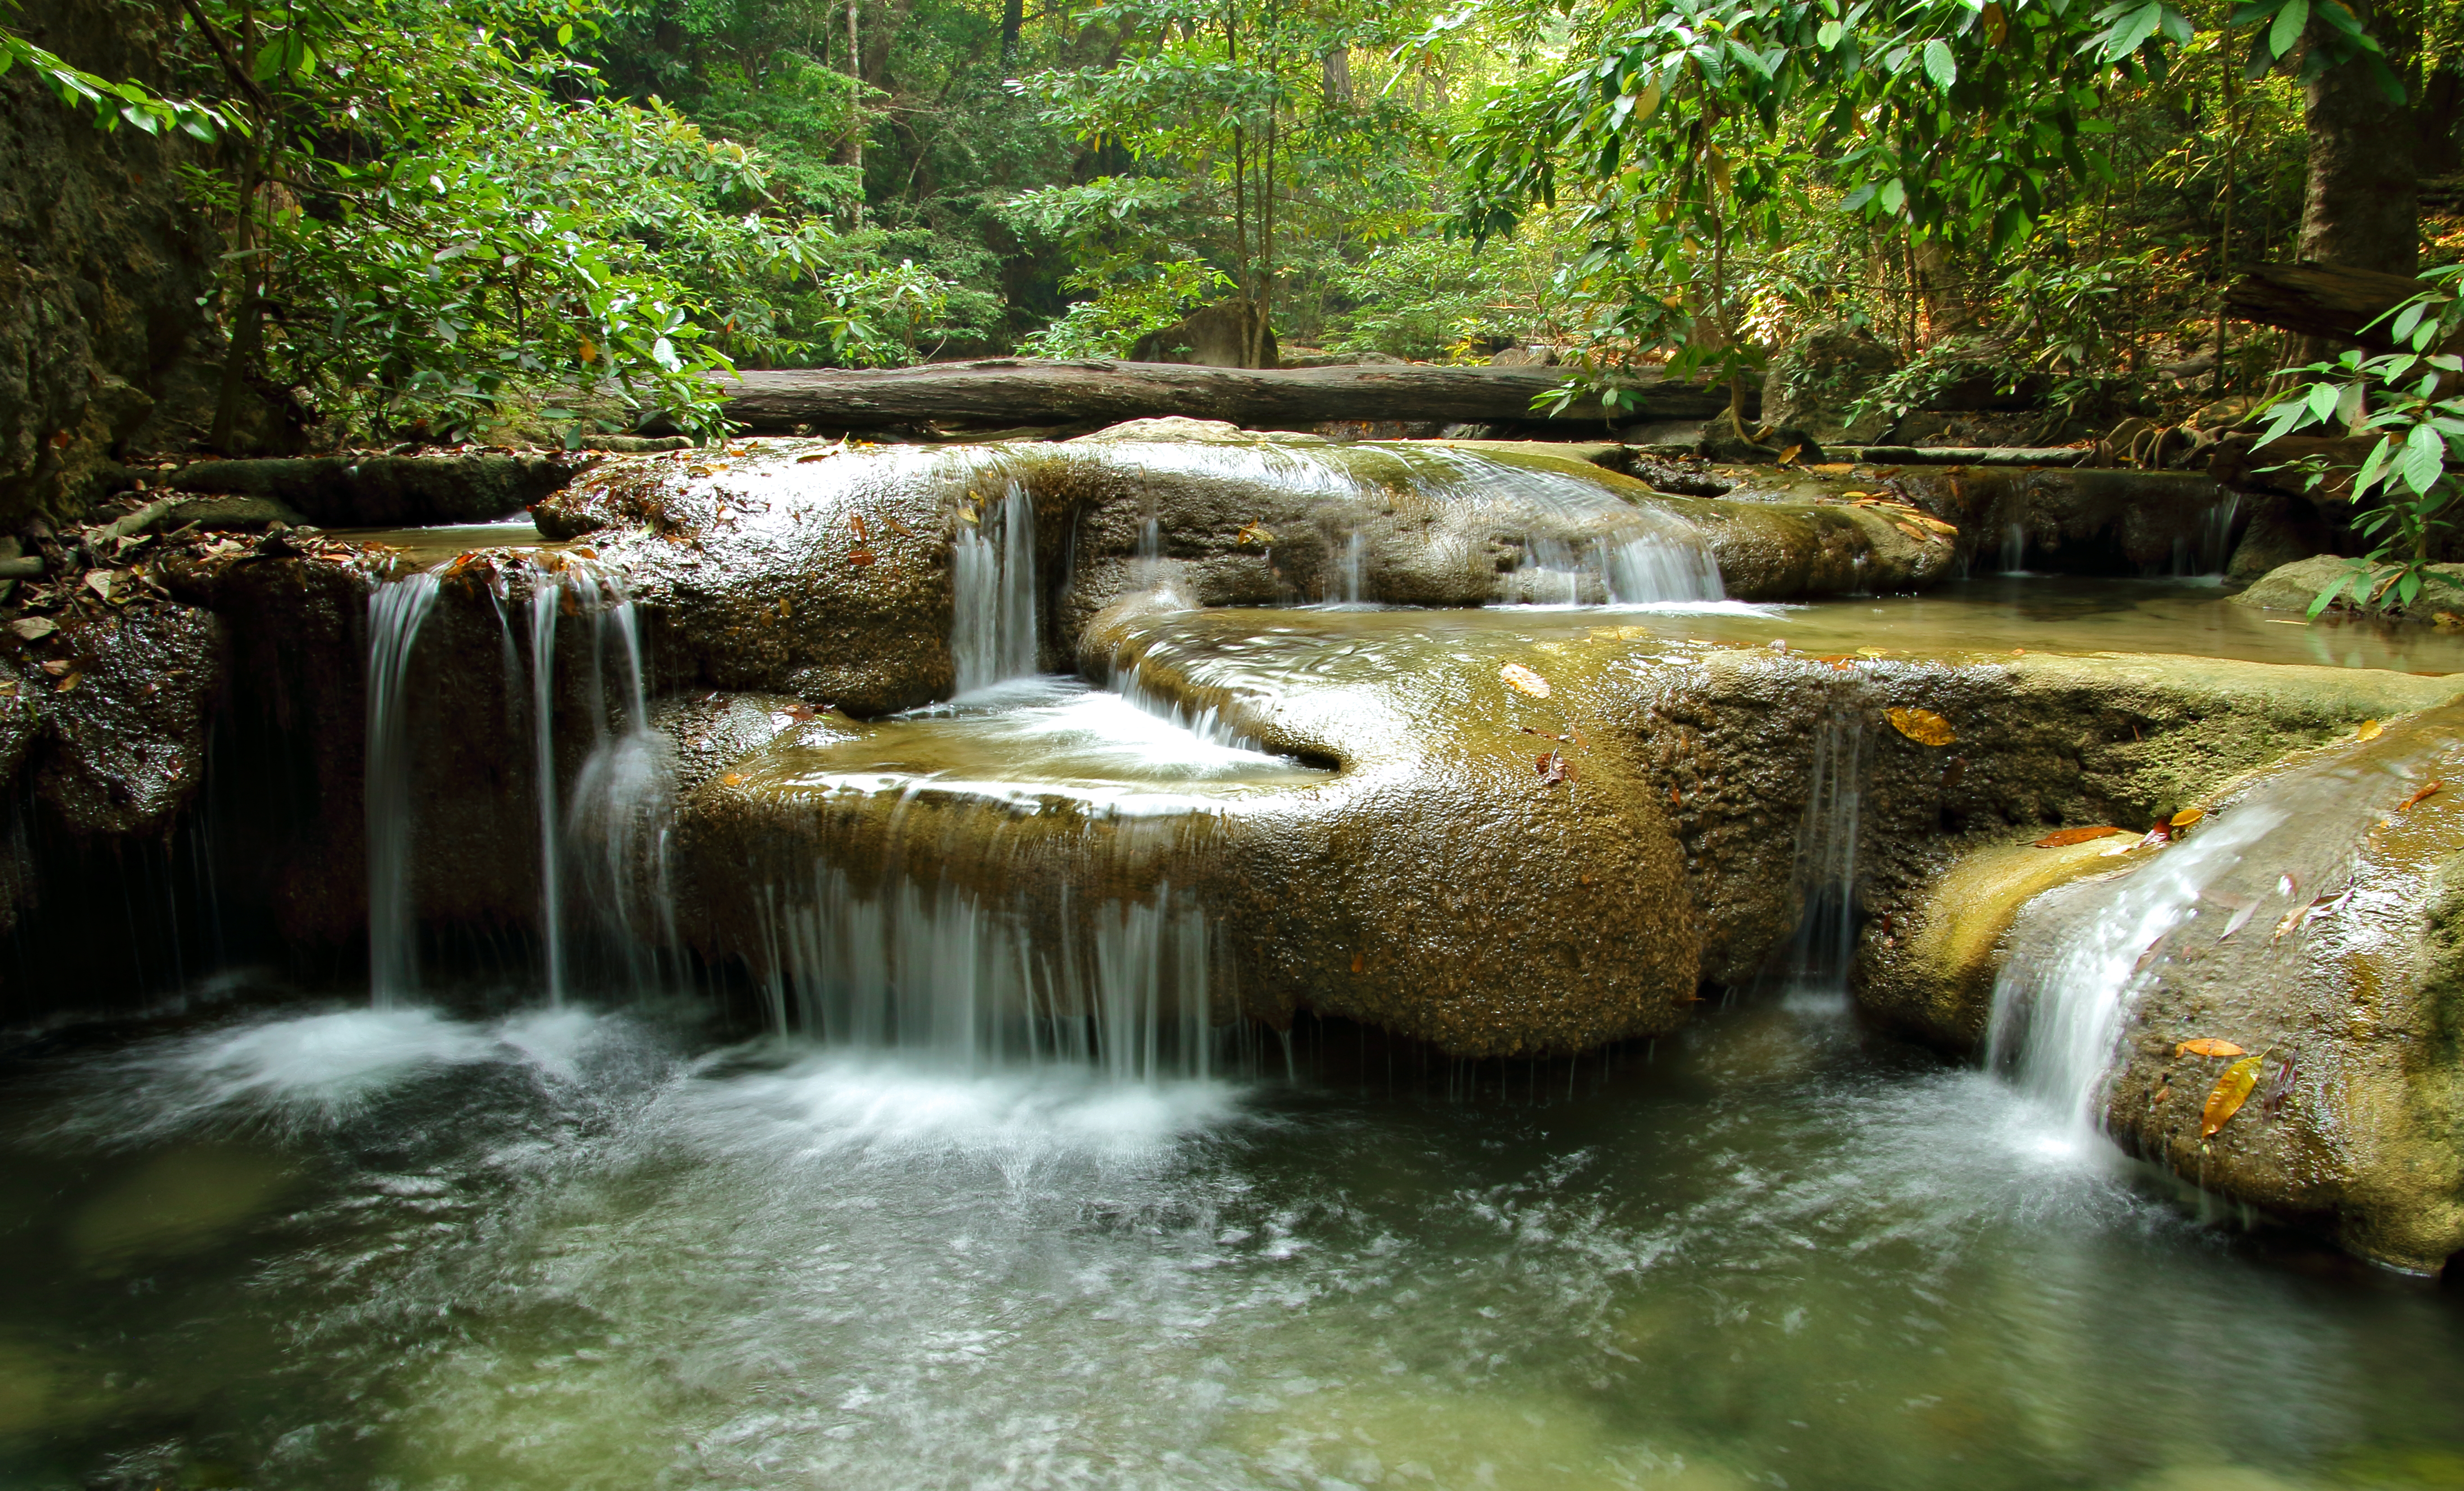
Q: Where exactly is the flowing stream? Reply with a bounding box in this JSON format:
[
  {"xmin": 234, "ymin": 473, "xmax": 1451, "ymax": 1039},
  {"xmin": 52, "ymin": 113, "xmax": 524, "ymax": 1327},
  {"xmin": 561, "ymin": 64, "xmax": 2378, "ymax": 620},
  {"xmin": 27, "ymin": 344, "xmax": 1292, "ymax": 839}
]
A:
[{"xmin": 9, "ymin": 560, "xmax": 2464, "ymax": 1489}]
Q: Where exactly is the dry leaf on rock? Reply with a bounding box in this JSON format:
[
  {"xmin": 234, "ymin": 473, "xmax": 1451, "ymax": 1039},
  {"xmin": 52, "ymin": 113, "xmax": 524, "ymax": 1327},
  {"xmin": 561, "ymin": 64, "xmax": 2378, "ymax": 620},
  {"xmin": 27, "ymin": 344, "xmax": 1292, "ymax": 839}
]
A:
[
  {"xmin": 2201, "ymin": 1056, "xmax": 2263, "ymax": 1138},
  {"xmin": 9, "ymin": 617, "xmax": 55, "ymax": 641},
  {"xmin": 2175, "ymin": 1038, "xmax": 2247, "ymax": 1058},
  {"xmin": 2355, "ymin": 719, "xmax": 2383, "ymax": 741},
  {"xmin": 2170, "ymin": 807, "xmax": 2206, "ymax": 829},
  {"xmin": 2397, "ymin": 780, "xmax": 2442, "ymax": 811},
  {"xmin": 1500, "ymin": 663, "xmax": 1551, "ymax": 699},
  {"xmin": 2035, "ymin": 826, "xmax": 2123, "ymax": 848},
  {"xmin": 1887, "ymin": 707, "xmax": 1956, "ymax": 746}
]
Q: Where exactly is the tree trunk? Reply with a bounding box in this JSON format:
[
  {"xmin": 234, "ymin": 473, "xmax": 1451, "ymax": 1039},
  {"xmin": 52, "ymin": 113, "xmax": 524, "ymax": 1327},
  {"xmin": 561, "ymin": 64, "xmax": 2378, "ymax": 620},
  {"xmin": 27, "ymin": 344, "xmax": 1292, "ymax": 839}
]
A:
[
  {"xmin": 705, "ymin": 359, "xmax": 1748, "ymax": 432},
  {"xmin": 2293, "ymin": 14, "xmax": 2417, "ymax": 362},
  {"xmin": 1000, "ymin": 0, "xmax": 1023, "ymax": 64},
  {"xmin": 2222, "ymin": 260, "xmax": 2428, "ymax": 347}
]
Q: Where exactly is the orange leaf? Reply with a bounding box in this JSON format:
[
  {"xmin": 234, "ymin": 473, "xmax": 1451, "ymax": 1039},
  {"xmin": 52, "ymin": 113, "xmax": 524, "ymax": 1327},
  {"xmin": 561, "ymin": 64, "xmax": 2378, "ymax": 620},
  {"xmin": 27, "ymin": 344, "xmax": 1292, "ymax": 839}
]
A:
[
  {"xmin": 1499, "ymin": 662, "xmax": 1551, "ymax": 699},
  {"xmin": 721, "ymin": 772, "xmax": 747, "ymax": 786},
  {"xmin": 847, "ymin": 549, "xmax": 878, "ymax": 567},
  {"xmin": 2200, "ymin": 1056, "xmax": 2263, "ymax": 1138},
  {"xmin": 2175, "ymin": 1038, "xmax": 2247, "ymax": 1059},
  {"xmin": 2034, "ymin": 825, "xmax": 2123, "ymax": 848},
  {"xmin": 1887, "ymin": 707, "xmax": 1956, "ymax": 746},
  {"xmin": 2398, "ymin": 780, "xmax": 2442, "ymax": 811}
]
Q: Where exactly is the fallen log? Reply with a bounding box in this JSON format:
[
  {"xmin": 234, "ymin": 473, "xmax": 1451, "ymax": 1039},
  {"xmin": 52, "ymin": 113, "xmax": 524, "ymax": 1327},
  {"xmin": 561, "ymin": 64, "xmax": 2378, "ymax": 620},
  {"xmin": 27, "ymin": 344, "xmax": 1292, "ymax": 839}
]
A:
[
  {"xmin": 2221, "ymin": 261, "xmax": 2432, "ymax": 348},
  {"xmin": 709, "ymin": 357, "xmax": 1740, "ymax": 433},
  {"xmin": 1846, "ymin": 445, "xmax": 2088, "ymax": 468}
]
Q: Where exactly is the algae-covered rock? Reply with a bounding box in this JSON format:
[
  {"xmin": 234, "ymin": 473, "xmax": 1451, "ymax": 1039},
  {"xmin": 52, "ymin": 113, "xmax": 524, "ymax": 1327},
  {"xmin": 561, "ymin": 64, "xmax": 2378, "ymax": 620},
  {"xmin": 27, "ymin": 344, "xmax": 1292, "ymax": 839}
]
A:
[
  {"xmin": 2231, "ymin": 554, "xmax": 2464, "ymax": 623},
  {"xmin": 1609, "ymin": 648, "xmax": 2459, "ymax": 992},
  {"xmin": 2042, "ymin": 708, "xmax": 2464, "ymax": 1271},
  {"xmin": 671, "ymin": 601, "xmax": 1705, "ymax": 1057}
]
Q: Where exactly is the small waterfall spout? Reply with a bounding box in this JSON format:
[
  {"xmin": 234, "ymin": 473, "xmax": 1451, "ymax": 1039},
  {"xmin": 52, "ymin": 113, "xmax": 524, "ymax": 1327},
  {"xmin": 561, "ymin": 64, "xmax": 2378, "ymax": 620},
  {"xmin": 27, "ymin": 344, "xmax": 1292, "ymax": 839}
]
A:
[
  {"xmin": 1769, "ymin": 695, "xmax": 1866, "ymax": 993},
  {"xmin": 366, "ymin": 571, "xmax": 442, "ymax": 1008},
  {"xmin": 1986, "ymin": 805, "xmax": 2283, "ymax": 1128},
  {"xmin": 952, "ymin": 482, "xmax": 1039, "ymax": 693},
  {"xmin": 2000, "ymin": 522, "xmax": 2027, "ymax": 575}
]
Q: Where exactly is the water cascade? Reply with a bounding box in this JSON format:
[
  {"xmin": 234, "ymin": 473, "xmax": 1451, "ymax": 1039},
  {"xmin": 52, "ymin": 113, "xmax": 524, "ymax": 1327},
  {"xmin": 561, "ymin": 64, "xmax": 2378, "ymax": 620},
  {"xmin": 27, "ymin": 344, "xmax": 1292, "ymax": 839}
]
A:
[
  {"xmin": 527, "ymin": 563, "xmax": 671, "ymax": 1004},
  {"xmin": 1770, "ymin": 693, "xmax": 1867, "ymax": 992},
  {"xmin": 754, "ymin": 871, "xmax": 1224, "ymax": 1080},
  {"xmin": 365, "ymin": 570, "xmax": 443, "ymax": 1007},
  {"xmin": 1986, "ymin": 803, "xmax": 2284, "ymax": 1126},
  {"xmin": 951, "ymin": 480, "xmax": 1040, "ymax": 693}
]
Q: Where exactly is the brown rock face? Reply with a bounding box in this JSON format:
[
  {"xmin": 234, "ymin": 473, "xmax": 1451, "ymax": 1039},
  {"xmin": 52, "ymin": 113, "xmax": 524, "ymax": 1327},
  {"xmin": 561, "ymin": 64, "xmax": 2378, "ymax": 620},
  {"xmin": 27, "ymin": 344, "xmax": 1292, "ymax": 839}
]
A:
[{"xmin": 0, "ymin": 0, "xmax": 239, "ymax": 532}]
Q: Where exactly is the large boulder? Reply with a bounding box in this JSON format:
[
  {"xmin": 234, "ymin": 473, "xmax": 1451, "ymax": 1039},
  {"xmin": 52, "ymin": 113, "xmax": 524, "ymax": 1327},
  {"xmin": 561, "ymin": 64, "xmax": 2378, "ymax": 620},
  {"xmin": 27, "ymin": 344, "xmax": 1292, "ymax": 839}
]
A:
[
  {"xmin": 669, "ymin": 601, "xmax": 1706, "ymax": 1057},
  {"xmin": 1128, "ymin": 300, "xmax": 1277, "ymax": 369},
  {"xmin": 1760, "ymin": 323, "xmax": 1900, "ymax": 444},
  {"xmin": 2232, "ymin": 554, "xmax": 2464, "ymax": 623}
]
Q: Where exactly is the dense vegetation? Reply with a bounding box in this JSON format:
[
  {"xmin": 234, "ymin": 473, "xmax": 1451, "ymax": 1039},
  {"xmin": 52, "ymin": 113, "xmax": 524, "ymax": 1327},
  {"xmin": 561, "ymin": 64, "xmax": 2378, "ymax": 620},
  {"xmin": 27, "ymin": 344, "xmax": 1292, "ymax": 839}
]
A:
[{"xmin": 5, "ymin": 0, "xmax": 2461, "ymax": 449}]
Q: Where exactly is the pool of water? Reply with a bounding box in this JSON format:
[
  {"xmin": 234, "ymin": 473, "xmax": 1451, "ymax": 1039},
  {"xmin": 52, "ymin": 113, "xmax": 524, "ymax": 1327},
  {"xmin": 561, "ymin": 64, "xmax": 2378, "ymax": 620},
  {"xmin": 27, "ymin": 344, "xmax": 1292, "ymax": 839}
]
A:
[{"xmin": 4, "ymin": 992, "xmax": 2458, "ymax": 1491}]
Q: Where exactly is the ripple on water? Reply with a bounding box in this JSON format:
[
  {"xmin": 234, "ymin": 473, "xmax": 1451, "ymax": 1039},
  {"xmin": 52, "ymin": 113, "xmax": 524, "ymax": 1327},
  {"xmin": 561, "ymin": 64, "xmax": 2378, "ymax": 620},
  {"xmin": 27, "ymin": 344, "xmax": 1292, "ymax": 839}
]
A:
[{"xmin": 2, "ymin": 1000, "xmax": 2460, "ymax": 1491}]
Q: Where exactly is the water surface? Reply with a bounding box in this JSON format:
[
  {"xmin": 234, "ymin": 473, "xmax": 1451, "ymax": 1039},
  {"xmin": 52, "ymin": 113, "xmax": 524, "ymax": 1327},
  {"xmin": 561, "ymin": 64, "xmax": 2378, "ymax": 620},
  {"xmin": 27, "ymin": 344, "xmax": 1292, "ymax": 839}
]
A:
[{"xmin": 4, "ymin": 994, "xmax": 2457, "ymax": 1491}]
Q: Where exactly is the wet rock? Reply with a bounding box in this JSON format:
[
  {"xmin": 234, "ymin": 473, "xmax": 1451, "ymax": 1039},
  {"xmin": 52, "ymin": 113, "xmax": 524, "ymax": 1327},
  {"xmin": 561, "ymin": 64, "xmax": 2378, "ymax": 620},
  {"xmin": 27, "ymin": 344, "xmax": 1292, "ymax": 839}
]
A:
[
  {"xmin": 9, "ymin": 605, "xmax": 218, "ymax": 838},
  {"xmin": 2231, "ymin": 554, "xmax": 2464, "ymax": 623},
  {"xmin": 2070, "ymin": 708, "xmax": 2464, "ymax": 1271},
  {"xmin": 1761, "ymin": 323, "xmax": 1900, "ymax": 444},
  {"xmin": 1894, "ymin": 465, "xmax": 2243, "ymax": 575},
  {"xmin": 2223, "ymin": 494, "xmax": 2319, "ymax": 584},
  {"xmin": 671, "ymin": 602, "xmax": 1704, "ymax": 1057},
  {"xmin": 537, "ymin": 443, "xmax": 961, "ymax": 714},
  {"xmin": 1616, "ymin": 649, "xmax": 2459, "ymax": 991}
]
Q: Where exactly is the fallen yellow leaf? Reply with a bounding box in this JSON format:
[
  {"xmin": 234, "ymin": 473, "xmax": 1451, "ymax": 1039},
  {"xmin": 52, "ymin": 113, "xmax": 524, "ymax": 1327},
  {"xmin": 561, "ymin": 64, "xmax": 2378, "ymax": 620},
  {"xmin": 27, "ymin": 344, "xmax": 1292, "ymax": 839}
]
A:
[
  {"xmin": 2355, "ymin": 719, "xmax": 2383, "ymax": 741},
  {"xmin": 2201, "ymin": 1056, "xmax": 2263, "ymax": 1138},
  {"xmin": 2175, "ymin": 1038, "xmax": 2247, "ymax": 1058},
  {"xmin": 2170, "ymin": 806, "xmax": 2206, "ymax": 829},
  {"xmin": 2397, "ymin": 780, "xmax": 2442, "ymax": 811},
  {"xmin": 1500, "ymin": 662, "xmax": 1552, "ymax": 699},
  {"xmin": 1887, "ymin": 706, "xmax": 1956, "ymax": 746}
]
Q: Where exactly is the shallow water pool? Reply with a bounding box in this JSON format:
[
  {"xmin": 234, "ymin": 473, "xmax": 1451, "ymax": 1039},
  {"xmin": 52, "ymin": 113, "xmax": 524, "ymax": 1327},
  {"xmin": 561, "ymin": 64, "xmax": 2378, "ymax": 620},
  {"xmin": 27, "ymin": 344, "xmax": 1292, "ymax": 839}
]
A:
[{"xmin": 3, "ymin": 992, "xmax": 2458, "ymax": 1491}]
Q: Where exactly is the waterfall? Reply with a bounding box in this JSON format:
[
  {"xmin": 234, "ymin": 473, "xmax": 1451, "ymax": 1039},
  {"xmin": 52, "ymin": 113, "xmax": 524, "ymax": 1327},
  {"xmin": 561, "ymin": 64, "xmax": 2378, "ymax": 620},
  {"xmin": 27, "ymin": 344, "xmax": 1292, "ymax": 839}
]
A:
[
  {"xmin": 1774, "ymin": 701, "xmax": 1866, "ymax": 990},
  {"xmin": 1986, "ymin": 804, "xmax": 2283, "ymax": 1128},
  {"xmin": 2200, "ymin": 491, "xmax": 2242, "ymax": 575},
  {"xmin": 365, "ymin": 571, "xmax": 443, "ymax": 1008},
  {"xmin": 529, "ymin": 565, "xmax": 669, "ymax": 1005},
  {"xmin": 755, "ymin": 872, "xmax": 1222, "ymax": 1080},
  {"xmin": 951, "ymin": 482, "xmax": 1040, "ymax": 693},
  {"xmin": 1513, "ymin": 523, "xmax": 1724, "ymax": 605},
  {"xmin": 1335, "ymin": 529, "xmax": 1366, "ymax": 604},
  {"xmin": 2001, "ymin": 522, "xmax": 2028, "ymax": 574}
]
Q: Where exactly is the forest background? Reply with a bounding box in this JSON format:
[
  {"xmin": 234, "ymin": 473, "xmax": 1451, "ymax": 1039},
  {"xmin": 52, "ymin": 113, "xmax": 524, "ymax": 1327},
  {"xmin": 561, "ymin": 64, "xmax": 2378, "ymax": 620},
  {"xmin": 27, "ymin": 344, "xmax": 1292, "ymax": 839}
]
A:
[{"xmin": 5, "ymin": 0, "xmax": 2463, "ymax": 448}]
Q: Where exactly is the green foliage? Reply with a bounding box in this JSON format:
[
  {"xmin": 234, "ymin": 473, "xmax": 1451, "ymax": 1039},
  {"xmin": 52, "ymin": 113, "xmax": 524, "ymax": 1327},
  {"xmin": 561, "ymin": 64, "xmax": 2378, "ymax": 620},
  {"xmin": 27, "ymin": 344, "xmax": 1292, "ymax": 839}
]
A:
[
  {"xmin": 0, "ymin": 28, "xmax": 231, "ymax": 138},
  {"xmin": 1321, "ymin": 232, "xmax": 1558, "ymax": 360},
  {"xmin": 1019, "ymin": 259, "xmax": 1229, "ymax": 357},
  {"xmin": 2255, "ymin": 267, "xmax": 2464, "ymax": 617}
]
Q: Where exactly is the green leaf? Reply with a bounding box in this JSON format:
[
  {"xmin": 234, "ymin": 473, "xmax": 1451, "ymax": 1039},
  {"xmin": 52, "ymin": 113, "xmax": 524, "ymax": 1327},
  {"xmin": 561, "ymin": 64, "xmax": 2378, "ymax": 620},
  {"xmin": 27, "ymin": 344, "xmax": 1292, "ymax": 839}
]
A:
[
  {"xmin": 1817, "ymin": 18, "xmax": 1845, "ymax": 46},
  {"xmin": 2269, "ymin": 0, "xmax": 2309, "ymax": 60},
  {"xmin": 2105, "ymin": 1, "xmax": 2164, "ymax": 58},
  {"xmin": 1923, "ymin": 38, "xmax": 1957, "ymax": 90},
  {"xmin": 1879, "ymin": 177, "xmax": 1907, "ymax": 214},
  {"xmin": 2403, "ymin": 424, "xmax": 2446, "ymax": 493}
]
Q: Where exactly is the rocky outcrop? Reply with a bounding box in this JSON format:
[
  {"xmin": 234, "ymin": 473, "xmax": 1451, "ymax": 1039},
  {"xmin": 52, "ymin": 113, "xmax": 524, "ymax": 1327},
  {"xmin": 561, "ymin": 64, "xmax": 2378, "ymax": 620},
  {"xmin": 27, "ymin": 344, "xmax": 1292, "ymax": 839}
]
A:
[
  {"xmin": 0, "ymin": 0, "xmax": 237, "ymax": 533},
  {"xmin": 2232, "ymin": 554, "xmax": 2464, "ymax": 623},
  {"xmin": 670, "ymin": 600, "xmax": 1706, "ymax": 1057},
  {"xmin": 1761, "ymin": 323, "xmax": 1900, "ymax": 444},
  {"xmin": 1892, "ymin": 464, "xmax": 2242, "ymax": 575}
]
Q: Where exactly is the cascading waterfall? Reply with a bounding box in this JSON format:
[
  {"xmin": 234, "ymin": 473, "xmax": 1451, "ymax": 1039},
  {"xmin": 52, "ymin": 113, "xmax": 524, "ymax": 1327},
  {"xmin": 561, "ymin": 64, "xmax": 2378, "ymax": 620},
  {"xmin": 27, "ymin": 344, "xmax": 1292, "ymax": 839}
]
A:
[
  {"xmin": 1985, "ymin": 804, "xmax": 2284, "ymax": 1128},
  {"xmin": 1334, "ymin": 529, "xmax": 1366, "ymax": 605},
  {"xmin": 365, "ymin": 570, "xmax": 443, "ymax": 1008},
  {"xmin": 1513, "ymin": 524, "xmax": 1726, "ymax": 605},
  {"xmin": 952, "ymin": 481, "xmax": 1039, "ymax": 693},
  {"xmin": 754, "ymin": 871, "xmax": 1223, "ymax": 1079},
  {"xmin": 528, "ymin": 564, "xmax": 672, "ymax": 1005},
  {"xmin": 1774, "ymin": 700, "xmax": 1866, "ymax": 990}
]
